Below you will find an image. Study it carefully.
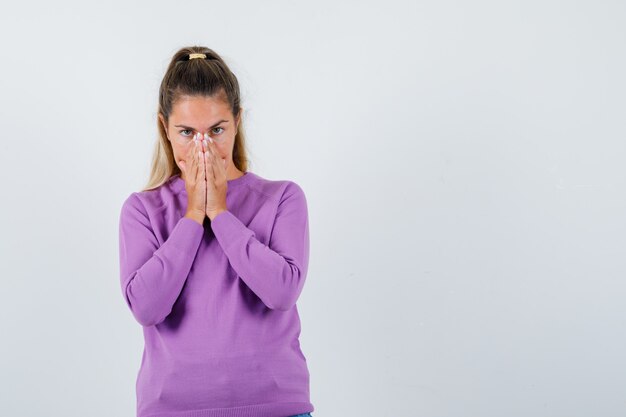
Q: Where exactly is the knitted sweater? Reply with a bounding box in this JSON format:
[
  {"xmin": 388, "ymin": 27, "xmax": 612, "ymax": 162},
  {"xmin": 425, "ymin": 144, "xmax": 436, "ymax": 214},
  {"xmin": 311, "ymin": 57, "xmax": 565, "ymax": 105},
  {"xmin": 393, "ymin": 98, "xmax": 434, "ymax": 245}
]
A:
[{"xmin": 118, "ymin": 171, "xmax": 314, "ymax": 417}]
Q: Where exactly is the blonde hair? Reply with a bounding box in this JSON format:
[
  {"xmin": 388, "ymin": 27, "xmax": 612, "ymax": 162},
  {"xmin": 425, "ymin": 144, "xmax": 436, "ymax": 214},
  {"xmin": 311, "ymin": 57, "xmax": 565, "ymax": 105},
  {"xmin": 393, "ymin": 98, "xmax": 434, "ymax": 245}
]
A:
[{"xmin": 142, "ymin": 46, "xmax": 250, "ymax": 191}]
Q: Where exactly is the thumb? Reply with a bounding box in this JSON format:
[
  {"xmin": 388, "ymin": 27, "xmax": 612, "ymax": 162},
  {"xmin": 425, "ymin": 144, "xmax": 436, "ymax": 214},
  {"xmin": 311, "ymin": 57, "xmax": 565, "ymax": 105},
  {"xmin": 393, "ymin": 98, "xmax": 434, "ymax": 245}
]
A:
[{"xmin": 180, "ymin": 160, "xmax": 186, "ymax": 173}]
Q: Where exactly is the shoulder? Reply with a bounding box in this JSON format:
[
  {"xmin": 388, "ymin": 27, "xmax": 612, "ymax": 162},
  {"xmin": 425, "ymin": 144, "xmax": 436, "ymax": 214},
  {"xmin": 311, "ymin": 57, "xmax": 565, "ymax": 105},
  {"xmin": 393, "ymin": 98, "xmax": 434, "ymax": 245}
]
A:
[
  {"xmin": 119, "ymin": 178, "xmax": 177, "ymax": 219},
  {"xmin": 246, "ymin": 172, "xmax": 307, "ymax": 204},
  {"xmin": 122, "ymin": 177, "xmax": 176, "ymax": 212},
  {"xmin": 119, "ymin": 192, "xmax": 150, "ymax": 225}
]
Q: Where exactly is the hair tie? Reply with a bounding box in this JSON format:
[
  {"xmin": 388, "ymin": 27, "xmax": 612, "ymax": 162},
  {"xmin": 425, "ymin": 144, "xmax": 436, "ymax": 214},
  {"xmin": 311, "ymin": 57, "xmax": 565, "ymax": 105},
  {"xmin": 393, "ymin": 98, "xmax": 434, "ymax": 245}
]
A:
[{"xmin": 188, "ymin": 53, "xmax": 206, "ymax": 60}]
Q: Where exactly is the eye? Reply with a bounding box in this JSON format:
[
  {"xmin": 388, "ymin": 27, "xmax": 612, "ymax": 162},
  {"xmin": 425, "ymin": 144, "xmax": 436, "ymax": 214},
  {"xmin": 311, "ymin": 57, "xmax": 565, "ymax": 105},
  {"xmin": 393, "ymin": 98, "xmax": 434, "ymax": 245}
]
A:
[
  {"xmin": 180, "ymin": 129, "xmax": 192, "ymax": 136},
  {"xmin": 212, "ymin": 127, "xmax": 224, "ymax": 135}
]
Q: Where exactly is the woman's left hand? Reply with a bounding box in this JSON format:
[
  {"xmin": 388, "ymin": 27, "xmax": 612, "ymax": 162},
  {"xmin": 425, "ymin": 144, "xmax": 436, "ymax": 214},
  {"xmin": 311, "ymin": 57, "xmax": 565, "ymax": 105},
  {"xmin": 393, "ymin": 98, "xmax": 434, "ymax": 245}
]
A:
[{"xmin": 202, "ymin": 135, "xmax": 228, "ymax": 220}]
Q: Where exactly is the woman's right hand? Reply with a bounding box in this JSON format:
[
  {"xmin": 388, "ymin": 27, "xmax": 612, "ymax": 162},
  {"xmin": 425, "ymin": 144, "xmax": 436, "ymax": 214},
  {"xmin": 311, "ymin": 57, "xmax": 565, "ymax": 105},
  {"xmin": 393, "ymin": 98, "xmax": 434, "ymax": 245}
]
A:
[{"xmin": 180, "ymin": 133, "xmax": 207, "ymax": 225}]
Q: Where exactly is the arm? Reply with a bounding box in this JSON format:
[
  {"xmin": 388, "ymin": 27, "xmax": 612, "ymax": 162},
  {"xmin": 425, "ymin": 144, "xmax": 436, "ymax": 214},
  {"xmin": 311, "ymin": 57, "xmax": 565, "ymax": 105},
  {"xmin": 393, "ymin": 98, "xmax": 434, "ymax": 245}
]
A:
[
  {"xmin": 210, "ymin": 182, "xmax": 310, "ymax": 311},
  {"xmin": 118, "ymin": 193, "xmax": 204, "ymax": 326}
]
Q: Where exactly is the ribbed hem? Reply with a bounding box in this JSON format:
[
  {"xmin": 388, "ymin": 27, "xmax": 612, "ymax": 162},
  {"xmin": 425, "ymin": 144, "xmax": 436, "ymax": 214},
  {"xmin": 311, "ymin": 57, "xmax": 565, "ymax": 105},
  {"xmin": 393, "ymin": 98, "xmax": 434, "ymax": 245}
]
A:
[{"xmin": 141, "ymin": 401, "xmax": 314, "ymax": 417}]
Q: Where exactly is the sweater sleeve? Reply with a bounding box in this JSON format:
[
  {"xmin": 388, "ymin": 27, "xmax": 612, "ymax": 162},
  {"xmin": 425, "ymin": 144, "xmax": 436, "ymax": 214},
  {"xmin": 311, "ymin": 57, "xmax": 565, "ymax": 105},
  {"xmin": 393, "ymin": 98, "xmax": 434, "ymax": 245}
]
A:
[
  {"xmin": 118, "ymin": 193, "xmax": 205, "ymax": 326},
  {"xmin": 210, "ymin": 182, "xmax": 310, "ymax": 311}
]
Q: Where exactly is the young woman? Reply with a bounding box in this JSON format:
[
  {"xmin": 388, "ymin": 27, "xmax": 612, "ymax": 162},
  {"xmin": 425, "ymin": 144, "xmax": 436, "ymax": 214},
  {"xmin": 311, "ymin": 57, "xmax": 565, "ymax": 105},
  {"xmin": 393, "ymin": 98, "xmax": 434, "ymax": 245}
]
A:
[{"xmin": 118, "ymin": 46, "xmax": 314, "ymax": 417}]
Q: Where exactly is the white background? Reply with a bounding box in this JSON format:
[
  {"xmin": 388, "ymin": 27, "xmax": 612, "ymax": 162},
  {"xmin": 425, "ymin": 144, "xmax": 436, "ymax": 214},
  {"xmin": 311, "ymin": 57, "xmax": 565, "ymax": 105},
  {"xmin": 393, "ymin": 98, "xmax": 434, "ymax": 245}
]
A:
[{"xmin": 1, "ymin": 1, "xmax": 625, "ymax": 416}]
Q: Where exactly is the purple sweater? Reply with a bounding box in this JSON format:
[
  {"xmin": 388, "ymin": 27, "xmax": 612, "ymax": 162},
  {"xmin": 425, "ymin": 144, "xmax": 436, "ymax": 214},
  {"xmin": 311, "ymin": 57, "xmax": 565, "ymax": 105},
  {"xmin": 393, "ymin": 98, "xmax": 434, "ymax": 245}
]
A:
[{"xmin": 118, "ymin": 171, "xmax": 314, "ymax": 417}]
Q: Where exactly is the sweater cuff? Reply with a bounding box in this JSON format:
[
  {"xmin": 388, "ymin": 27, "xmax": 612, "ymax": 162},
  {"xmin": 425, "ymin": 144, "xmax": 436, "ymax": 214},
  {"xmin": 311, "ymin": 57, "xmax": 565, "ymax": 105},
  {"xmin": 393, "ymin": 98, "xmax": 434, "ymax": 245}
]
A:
[
  {"xmin": 211, "ymin": 210, "xmax": 253, "ymax": 252},
  {"xmin": 165, "ymin": 216, "xmax": 205, "ymax": 256}
]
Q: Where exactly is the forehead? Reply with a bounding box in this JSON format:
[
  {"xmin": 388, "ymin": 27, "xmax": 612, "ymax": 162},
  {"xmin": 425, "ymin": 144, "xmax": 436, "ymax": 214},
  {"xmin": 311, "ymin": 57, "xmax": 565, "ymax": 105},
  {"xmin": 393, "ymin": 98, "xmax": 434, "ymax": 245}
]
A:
[{"xmin": 170, "ymin": 95, "xmax": 230, "ymax": 121}]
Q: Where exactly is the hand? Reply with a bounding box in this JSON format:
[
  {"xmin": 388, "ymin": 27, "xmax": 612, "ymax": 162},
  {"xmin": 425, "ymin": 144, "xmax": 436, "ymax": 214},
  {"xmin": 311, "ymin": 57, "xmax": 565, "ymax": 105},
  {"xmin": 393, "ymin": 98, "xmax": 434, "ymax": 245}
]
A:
[
  {"xmin": 179, "ymin": 135, "xmax": 207, "ymax": 225},
  {"xmin": 201, "ymin": 133, "xmax": 228, "ymax": 221}
]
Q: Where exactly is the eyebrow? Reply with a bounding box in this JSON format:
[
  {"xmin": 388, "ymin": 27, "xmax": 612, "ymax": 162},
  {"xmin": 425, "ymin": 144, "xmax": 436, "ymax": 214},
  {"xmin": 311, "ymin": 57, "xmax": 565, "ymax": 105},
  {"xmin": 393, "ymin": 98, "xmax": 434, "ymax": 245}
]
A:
[{"xmin": 175, "ymin": 119, "xmax": 228, "ymax": 130}]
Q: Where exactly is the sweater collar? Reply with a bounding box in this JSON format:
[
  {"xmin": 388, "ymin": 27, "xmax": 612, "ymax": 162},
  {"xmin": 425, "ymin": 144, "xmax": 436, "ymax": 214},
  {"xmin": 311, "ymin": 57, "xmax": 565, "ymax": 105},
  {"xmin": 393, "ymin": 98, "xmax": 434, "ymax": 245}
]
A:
[{"xmin": 168, "ymin": 171, "xmax": 255, "ymax": 194}]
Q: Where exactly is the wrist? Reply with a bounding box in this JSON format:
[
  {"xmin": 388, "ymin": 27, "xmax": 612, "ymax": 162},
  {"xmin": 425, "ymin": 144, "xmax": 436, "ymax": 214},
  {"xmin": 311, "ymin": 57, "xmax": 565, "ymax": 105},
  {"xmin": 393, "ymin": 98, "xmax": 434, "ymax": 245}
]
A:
[
  {"xmin": 185, "ymin": 210, "xmax": 206, "ymax": 225},
  {"xmin": 207, "ymin": 208, "xmax": 227, "ymax": 221}
]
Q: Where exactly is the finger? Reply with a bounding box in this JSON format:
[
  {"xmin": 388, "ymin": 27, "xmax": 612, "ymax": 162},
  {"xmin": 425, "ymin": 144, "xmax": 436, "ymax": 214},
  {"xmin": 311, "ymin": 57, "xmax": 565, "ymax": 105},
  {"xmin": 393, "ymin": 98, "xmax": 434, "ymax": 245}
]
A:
[
  {"xmin": 207, "ymin": 145, "xmax": 217, "ymax": 179},
  {"xmin": 207, "ymin": 138, "xmax": 224, "ymax": 179},
  {"xmin": 207, "ymin": 144, "xmax": 219, "ymax": 183},
  {"xmin": 205, "ymin": 144, "xmax": 214, "ymax": 182},
  {"xmin": 191, "ymin": 139, "xmax": 199, "ymax": 180},
  {"xmin": 200, "ymin": 138, "xmax": 211, "ymax": 162},
  {"xmin": 204, "ymin": 150, "xmax": 212, "ymax": 187},
  {"xmin": 203, "ymin": 137, "xmax": 214, "ymax": 162},
  {"xmin": 196, "ymin": 148, "xmax": 204, "ymax": 183}
]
